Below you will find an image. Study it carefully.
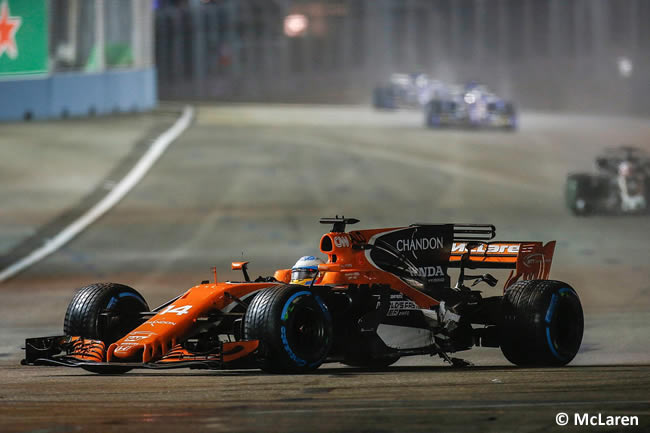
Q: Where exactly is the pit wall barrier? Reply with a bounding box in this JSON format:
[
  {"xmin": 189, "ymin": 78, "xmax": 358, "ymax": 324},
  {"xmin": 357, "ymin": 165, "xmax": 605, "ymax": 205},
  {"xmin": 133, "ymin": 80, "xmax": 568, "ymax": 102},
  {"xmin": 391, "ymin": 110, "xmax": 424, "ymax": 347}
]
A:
[{"xmin": 0, "ymin": 67, "xmax": 156, "ymax": 121}]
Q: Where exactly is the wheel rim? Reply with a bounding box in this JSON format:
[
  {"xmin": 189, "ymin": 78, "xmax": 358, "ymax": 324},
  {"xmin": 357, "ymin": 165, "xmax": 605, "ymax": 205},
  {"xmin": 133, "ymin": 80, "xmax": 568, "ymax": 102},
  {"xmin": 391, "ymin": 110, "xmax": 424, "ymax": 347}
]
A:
[
  {"xmin": 280, "ymin": 292, "xmax": 330, "ymax": 367},
  {"xmin": 99, "ymin": 293, "xmax": 148, "ymax": 344},
  {"xmin": 287, "ymin": 305, "xmax": 327, "ymax": 358}
]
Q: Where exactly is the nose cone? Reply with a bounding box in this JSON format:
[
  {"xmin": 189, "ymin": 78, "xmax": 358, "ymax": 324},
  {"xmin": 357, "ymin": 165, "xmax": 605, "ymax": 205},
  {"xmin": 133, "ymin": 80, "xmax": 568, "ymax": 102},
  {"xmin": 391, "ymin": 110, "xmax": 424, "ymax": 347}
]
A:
[
  {"xmin": 108, "ymin": 330, "xmax": 174, "ymax": 363},
  {"xmin": 110, "ymin": 341, "xmax": 145, "ymax": 361}
]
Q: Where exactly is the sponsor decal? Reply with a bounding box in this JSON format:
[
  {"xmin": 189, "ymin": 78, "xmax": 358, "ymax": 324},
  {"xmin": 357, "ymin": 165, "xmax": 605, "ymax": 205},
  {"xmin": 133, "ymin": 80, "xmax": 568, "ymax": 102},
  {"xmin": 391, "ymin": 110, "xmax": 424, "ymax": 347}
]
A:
[
  {"xmin": 124, "ymin": 335, "xmax": 149, "ymax": 342},
  {"xmin": 123, "ymin": 331, "xmax": 155, "ymax": 342},
  {"xmin": 408, "ymin": 266, "xmax": 445, "ymax": 278},
  {"xmin": 504, "ymin": 241, "xmax": 556, "ymax": 289},
  {"xmin": 0, "ymin": 0, "xmax": 49, "ymax": 76},
  {"xmin": 0, "ymin": 1, "xmax": 21, "ymax": 60},
  {"xmin": 147, "ymin": 320, "xmax": 176, "ymax": 327},
  {"xmin": 115, "ymin": 343, "xmax": 138, "ymax": 352},
  {"xmin": 365, "ymin": 225, "xmax": 453, "ymax": 290},
  {"xmin": 386, "ymin": 300, "xmax": 418, "ymax": 317},
  {"xmin": 333, "ymin": 235, "xmax": 350, "ymax": 248},
  {"xmin": 523, "ymin": 252, "xmax": 547, "ymax": 267},
  {"xmin": 452, "ymin": 242, "xmax": 520, "ymax": 254},
  {"xmin": 396, "ymin": 237, "xmax": 444, "ymax": 252}
]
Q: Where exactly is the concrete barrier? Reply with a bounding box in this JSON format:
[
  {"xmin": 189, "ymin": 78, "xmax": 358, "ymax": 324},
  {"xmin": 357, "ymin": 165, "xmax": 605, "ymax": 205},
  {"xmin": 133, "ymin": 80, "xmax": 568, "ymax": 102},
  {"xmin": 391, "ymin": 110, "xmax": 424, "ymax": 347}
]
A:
[{"xmin": 0, "ymin": 68, "xmax": 156, "ymax": 121}]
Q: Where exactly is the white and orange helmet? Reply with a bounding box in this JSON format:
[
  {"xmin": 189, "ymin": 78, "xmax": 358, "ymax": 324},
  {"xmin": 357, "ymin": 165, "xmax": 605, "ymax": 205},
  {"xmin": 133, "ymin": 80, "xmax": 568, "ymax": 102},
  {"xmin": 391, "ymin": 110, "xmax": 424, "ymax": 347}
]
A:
[{"xmin": 290, "ymin": 256, "xmax": 324, "ymax": 285}]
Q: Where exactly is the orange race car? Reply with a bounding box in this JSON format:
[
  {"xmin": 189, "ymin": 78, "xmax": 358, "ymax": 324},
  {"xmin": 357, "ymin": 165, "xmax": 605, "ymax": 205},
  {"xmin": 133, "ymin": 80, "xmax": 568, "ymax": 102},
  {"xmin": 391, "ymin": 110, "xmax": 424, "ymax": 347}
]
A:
[{"xmin": 22, "ymin": 217, "xmax": 583, "ymax": 373}]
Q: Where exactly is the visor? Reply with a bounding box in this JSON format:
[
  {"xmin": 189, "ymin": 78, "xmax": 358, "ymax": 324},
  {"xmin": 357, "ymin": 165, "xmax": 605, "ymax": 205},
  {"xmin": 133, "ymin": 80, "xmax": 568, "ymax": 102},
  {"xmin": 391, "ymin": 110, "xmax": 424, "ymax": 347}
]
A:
[{"xmin": 291, "ymin": 268, "xmax": 318, "ymax": 281}]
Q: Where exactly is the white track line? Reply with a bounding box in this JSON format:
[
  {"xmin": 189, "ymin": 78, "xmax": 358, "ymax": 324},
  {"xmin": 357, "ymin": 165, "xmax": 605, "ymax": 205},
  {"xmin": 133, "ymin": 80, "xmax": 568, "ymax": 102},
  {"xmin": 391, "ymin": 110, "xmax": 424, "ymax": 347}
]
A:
[{"xmin": 0, "ymin": 105, "xmax": 195, "ymax": 283}]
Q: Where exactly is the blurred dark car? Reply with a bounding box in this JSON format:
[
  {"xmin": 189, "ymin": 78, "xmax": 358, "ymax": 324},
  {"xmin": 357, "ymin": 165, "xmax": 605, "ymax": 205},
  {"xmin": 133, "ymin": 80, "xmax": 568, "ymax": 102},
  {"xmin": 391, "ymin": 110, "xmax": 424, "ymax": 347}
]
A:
[{"xmin": 566, "ymin": 146, "xmax": 650, "ymax": 215}]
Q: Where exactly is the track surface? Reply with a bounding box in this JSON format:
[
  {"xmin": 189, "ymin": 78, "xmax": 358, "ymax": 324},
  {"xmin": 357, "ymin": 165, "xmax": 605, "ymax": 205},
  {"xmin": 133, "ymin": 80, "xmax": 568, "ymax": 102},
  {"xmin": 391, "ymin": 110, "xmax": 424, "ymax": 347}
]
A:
[{"xmin": 1, "ymin": 105, "xmax": 650, "ymax": 432}]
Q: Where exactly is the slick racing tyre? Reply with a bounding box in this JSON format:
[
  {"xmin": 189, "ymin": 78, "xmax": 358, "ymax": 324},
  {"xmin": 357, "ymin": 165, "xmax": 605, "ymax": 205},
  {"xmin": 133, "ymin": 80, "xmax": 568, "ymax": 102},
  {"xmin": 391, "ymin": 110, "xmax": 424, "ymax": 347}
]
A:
[
  {"xmin": 244, "ymin": 285, "xmax": 333, "ymax": 373},
  {"xmin": 503, "ymin": 102, "xmax": 517, "ymax": 131},
  {"xmin": 565, "ymin": 173, "xmax": 595, "ymax": 216},
  {"xmin": 500, "ymin": 280, "xmax": 583, "ymax": 366},
  {"xmin": 425, "ymin": 100, "xmax": 443, "ymax": 127},
  {"xmin": 64, "ymin": 283, "xmax": 149, "ymax": 374},
  {"xmin": 373, "ymin": 87, "xmax": 396, "ymax": 110}
]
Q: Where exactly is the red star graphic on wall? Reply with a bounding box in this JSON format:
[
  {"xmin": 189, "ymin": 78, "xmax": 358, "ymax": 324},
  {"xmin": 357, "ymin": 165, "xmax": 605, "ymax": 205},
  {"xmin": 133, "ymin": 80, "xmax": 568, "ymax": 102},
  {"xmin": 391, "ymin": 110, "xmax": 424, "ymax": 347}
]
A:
[{"xmin": 0, "ymin": 0, "xmax": 21, "ymax": 59}]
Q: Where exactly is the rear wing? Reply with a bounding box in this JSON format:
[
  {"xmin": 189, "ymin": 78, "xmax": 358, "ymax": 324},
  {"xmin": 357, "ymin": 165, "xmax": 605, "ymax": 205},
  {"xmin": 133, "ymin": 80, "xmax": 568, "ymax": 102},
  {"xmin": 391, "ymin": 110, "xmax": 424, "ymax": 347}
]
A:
[
  {"xmin": 449, "ymin": 240, "xmax": 556, "ymax": 290},
  {"xmin": 446, "ymin": 224, "xmax": 555, "ymax": 289}
]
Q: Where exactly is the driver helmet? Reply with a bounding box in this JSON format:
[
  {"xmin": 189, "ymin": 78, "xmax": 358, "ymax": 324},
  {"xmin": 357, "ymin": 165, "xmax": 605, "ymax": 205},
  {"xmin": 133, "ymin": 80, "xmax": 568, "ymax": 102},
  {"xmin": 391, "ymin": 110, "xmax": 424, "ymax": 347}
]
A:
[
  {"xmin": 619, "ymin": 161, "xmax": 632, "ymax": 176},
  {"xmin": 290, "ymin": 256, "xmax": 324, "ymax": 285}
]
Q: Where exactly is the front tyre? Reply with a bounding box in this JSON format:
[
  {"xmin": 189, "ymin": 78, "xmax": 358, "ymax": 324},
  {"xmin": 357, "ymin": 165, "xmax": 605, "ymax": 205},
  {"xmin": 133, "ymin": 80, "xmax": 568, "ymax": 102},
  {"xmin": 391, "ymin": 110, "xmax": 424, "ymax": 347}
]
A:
[
  {"xmin": 500, "ymin": 280, "xmax": 583, "ymax": 366},
  {"xmin": 244, "ymin": 285, "xmax": 333, "ymax": 373},
  {"xmin": 64, "ymin": 282, "xmax": 149, "ymax": 374}
]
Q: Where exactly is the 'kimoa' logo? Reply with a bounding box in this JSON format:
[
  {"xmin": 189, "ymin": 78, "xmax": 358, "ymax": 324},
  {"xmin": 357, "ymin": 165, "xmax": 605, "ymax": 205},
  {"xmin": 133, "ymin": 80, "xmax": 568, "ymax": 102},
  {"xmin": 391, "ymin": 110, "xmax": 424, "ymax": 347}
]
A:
[
  {"xmin": 523, "ymin": 253, "xmax": 546, "ymax": 266},
  {"xmin": 396, "ymin": 237, "xmax": 444, "ymax": 252}
]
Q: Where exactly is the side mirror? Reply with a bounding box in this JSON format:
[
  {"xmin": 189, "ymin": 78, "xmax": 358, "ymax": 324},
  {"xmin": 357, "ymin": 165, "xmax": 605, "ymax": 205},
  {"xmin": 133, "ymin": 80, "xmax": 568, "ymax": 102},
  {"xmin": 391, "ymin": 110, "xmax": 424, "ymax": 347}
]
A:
[
  {"xmin": 231, "ymin": 261, "xmax": 250, "ymax": 282},
  {"xmin": 274, "ymin": 269, "xmax": 291, "ymax": 284}
]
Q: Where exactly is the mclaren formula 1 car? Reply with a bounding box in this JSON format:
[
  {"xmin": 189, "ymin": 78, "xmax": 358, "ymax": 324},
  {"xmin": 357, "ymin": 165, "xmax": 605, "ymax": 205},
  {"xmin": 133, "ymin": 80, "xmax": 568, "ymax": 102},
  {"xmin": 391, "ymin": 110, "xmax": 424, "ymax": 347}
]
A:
[
  {"xmin": 22, "ymin": 217, "xmax": 583, "ymax": 373},
  {"xmin": 425, "ymin": 83, "xmax": 517, "ymax": 130},
  {"xmin": 566, "ymin": 146, "xmax": 650, "ymax": 215}
]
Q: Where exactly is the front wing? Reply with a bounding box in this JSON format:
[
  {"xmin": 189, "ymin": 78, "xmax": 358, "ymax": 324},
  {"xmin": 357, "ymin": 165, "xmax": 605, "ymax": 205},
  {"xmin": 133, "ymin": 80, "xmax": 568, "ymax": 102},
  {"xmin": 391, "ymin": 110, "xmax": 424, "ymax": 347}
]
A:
[{"xmin": 22, "ymin": 335, "xmax": 260, "ymax": 371}]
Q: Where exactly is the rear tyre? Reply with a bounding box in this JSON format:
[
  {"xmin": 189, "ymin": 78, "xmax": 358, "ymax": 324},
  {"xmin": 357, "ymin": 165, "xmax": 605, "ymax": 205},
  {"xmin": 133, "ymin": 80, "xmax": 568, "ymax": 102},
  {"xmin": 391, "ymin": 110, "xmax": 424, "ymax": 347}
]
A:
[
  {"xmin": 425, "ymin": 100, "xmax": 443, "ymax": 127},
  {"xmin": 500, "ymin": 280, "xmax": 583, "ymax": 366},
  {"xmin": 244, "ymin": 285, "xmax": 333, "ymax": 373},
  {"xmin": 373, "ymin": 87, "xmax": 395, "ymax": 110},
  {"xmin": 565, "ymin": 173, "xmax": 596, "ymax": 216},
  {"xmin": 503, "ymin": 102, "xmax": 517, "ymax": 131},
  {"xmin": 64, "ymin": 282, "xmax": 149, "ymax": 374}
]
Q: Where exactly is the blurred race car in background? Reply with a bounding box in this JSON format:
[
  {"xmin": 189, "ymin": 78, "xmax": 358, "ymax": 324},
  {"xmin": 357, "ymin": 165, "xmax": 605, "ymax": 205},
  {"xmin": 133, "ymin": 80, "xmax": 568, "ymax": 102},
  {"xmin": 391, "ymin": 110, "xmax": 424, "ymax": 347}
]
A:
[
  {"xmin": 425, "ymin": 82, "xmax": 517, "ymax": 130},
  {"xmin": 565, "ymin": 146, "xmax": 650, "ymax": 216},
  {"xmin": 373, "ymin": 73, "xmax": 447, "ymax": 110},
  {"xmin": 22, "ymin": 217, "xmax": 583, "ymax": 373}
]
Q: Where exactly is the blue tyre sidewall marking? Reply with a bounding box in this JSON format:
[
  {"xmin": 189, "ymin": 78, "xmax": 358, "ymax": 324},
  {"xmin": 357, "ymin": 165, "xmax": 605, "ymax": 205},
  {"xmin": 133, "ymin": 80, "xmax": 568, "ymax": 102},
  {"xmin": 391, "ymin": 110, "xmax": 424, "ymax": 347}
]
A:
[
  {"xmin": 118, "ymin": 291, "xmax": 144, "ymax": 301},
  {"xmin": 106, "ymin": 291, "xmax": 146, "ymax": 310},
  {"xmin": 281, "ymin": 291, "xmax": 311, "ymax": 320},
  {"xmin": 545, "ymin": 287, "xmax": 576, "ymax": 361}
]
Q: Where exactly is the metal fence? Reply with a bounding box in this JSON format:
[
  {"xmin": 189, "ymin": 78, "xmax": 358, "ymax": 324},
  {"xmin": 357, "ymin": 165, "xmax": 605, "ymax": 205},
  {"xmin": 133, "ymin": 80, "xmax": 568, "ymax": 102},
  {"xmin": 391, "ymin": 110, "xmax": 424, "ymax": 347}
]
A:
[
  {"xmin": 49, "ymin": 0, "xmax": 154, "ymax": 73},
  {"xmin": 156, "ymin": 0, "xmax": 650, "ymax": 114}
]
